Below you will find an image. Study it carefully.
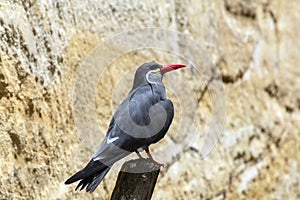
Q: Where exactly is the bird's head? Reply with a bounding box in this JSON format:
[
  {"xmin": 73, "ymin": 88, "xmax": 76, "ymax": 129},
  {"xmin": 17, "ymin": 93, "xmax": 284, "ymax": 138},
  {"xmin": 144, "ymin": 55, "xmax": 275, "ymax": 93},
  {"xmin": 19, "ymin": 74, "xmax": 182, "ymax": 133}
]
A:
[{"xmin": 132, "ymin": 62, "xmax": 186, "ymax": 90}]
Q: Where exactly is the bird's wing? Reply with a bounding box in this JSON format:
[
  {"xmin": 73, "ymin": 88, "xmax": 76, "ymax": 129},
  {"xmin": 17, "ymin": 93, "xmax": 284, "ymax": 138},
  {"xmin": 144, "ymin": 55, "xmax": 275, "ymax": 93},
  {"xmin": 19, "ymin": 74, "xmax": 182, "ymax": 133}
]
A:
[
  {"xmin": 92, "ymin": 84, "xmax": 173, "ymax": 161},
  {"xmin": 145, "ymin": 98, "xmax": 174, "ymax": 145},
  {"xmin": 114, "ymin": 84, "xmax": 171, "ymax": 139}
]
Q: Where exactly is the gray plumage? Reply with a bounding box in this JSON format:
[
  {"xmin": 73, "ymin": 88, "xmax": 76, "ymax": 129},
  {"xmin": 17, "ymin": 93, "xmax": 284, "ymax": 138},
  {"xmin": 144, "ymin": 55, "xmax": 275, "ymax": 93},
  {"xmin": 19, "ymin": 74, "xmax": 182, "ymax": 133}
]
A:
[{"xmin": 65, "ymin": 62, "xmax": 185, "ymax": 192}]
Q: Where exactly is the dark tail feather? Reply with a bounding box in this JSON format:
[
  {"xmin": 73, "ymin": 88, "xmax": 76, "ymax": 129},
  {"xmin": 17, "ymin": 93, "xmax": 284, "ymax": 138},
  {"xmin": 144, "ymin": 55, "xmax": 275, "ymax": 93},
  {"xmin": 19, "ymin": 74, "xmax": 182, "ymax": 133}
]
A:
[
  {"xmin": 65, "ymin": 159, "xmax": 111, "ymax": 192},
  {"xmin": 85, "ymin": 167, "xmax": 110, "ymax": 192}
]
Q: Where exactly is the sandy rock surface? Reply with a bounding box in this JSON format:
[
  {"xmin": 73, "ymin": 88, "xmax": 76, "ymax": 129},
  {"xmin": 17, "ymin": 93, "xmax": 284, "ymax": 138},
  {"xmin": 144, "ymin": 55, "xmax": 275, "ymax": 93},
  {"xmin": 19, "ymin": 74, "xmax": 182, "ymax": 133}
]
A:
[{"xmin": 0, "ymin": 0, "xmax": 299, "ymax": 199}]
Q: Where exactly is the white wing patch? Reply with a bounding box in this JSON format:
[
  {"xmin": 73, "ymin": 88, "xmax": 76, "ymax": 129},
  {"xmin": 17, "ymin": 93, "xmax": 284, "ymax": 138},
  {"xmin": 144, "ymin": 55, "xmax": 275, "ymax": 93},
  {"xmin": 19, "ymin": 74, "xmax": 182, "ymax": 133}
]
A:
[{"xmin": 107, "ymin": 136, "xmax": 119, "ymax": 144}]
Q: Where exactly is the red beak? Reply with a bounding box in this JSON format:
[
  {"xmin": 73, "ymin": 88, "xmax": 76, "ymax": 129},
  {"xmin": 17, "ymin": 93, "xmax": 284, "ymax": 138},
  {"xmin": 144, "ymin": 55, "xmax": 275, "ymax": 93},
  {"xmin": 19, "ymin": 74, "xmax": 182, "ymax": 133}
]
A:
[{"xmin": 161, "ymin": 64, "xmax": 186, "ymax": 74}]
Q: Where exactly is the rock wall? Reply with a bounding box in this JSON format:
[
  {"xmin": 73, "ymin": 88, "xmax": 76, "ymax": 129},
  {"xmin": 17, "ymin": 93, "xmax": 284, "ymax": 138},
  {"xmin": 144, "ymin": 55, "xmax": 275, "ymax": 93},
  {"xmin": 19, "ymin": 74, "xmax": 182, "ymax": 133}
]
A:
[{"xmin": 0, "ymin": 0, "xmax": 299, "ymax": 199}]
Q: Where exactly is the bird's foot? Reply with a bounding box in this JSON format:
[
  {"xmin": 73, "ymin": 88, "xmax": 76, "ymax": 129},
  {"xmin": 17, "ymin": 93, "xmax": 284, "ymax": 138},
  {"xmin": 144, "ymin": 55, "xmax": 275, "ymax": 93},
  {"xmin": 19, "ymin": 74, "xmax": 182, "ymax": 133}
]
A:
[
  {"xmin": 147, "ymin": 157, "xmax": 164, "ymax": 167},
  {"xmin": 135, "ymin": 150, "xmax": 143, "ymax": 159},
  {"xmin": 145, "ymin": 147, "xmax": 164, "ymax": 167}
]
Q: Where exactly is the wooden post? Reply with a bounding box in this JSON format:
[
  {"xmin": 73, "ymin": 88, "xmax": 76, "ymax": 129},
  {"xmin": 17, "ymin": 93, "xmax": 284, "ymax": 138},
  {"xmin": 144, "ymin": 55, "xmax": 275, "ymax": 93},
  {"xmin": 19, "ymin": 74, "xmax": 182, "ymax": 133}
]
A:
[{"xmin": 111, "ymin": 158, "xmax": 161, "ymax": 200}]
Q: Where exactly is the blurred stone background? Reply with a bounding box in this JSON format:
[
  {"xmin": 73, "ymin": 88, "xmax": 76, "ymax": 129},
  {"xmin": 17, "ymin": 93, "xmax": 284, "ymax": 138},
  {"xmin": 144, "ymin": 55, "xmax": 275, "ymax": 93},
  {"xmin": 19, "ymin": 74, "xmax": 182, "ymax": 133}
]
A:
[{"xmin": 0, "ymin": 0, "xmax": 299, "ymax": 199}]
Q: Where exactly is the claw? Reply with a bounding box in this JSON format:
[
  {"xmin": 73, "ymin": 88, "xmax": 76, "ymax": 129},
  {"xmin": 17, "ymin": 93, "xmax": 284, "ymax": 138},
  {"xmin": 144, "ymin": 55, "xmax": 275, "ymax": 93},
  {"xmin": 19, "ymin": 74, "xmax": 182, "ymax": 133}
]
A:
[
  {"xmin": 145, "ymin": 147, "xmax": 164, "ymax": 167},
  {"xmin": 135, "ymin": 150, "xmax": 143, "ymax": 159}
]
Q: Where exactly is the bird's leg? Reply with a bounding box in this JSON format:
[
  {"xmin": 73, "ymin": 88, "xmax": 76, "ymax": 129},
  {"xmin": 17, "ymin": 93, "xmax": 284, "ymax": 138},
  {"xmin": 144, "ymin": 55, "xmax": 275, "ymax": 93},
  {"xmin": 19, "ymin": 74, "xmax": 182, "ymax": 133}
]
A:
[
  {"xmin": 145, "ymin": 147, "xmax": 164, "ymax": 167},
  {"xmin": 135, "ymin": 150, "xmax": 143, "ymax": 159}
]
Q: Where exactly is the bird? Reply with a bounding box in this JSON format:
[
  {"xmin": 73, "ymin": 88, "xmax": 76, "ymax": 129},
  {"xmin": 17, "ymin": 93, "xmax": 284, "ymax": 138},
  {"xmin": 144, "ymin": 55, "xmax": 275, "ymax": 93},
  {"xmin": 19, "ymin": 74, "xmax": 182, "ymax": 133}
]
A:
[{"xmin": 65, "ymin": 61, "xmax": 186, "ymax": 192}]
